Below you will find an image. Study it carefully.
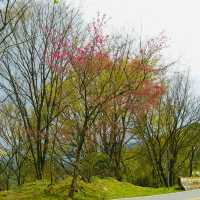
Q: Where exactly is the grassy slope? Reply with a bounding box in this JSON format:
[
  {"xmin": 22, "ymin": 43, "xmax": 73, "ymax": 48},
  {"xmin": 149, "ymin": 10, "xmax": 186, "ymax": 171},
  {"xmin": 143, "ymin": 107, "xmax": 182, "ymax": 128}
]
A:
[{"xmin": 0, "ymin": 177, "xmax": 180, "ymax": 200}]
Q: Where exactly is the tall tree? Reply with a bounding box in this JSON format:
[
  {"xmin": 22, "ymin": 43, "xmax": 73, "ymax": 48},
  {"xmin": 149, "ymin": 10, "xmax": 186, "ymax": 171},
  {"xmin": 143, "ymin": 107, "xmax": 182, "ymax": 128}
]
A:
[
  {"xmin": 135, "ymin": 72, "xmax": 200, "ymax": 186},
  {"xmin": 0, "ymin": 1, "xmax": 80, "ymax": 179},
  {"xmin": 48, "ymin": 14, "xmax": 167, "ymax": 197}
]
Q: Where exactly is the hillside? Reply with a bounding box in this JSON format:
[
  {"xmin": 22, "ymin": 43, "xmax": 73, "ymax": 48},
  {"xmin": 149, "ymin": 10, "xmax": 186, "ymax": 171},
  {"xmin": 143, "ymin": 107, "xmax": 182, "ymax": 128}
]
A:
[{"xmin": 0, "ymin": 177, "xmax": 179, "ymax": 200}]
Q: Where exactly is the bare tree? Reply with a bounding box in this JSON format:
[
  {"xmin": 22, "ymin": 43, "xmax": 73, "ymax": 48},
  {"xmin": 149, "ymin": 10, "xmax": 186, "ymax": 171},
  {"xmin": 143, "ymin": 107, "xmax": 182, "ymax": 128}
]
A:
[
  {"xmin": 135, "ymin": 72, "xmax": 200, "ymax": 186},
  {"xmin": 0, "ymin": 0, "xmax": 29, "ymax": 53},
  {"xmin": 0, "ymin": 1, "xmax": 80, "ymax": 179},
  {"xmin": 0, "ymin": 103, "xmax": 29, "ymax": 185}
]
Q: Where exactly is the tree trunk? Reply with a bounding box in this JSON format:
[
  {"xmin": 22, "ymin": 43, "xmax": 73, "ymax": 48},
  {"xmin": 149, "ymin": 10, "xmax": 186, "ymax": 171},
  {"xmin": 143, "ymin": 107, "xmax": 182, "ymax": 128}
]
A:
[
  {"xmin": 17, "ymin": 168, "xmax": 21, "ymax": 185},
  {"xmin": 158, "ymin": 162, "xmax": 168, "ymax": 186},
  {"xmin": 68, "ymin": 133, "xmax": 85, "ymax": 198},
  {"xmin": 168, "ymin": 159, "xmax": 175, "ymax": 186},
  {"xmin": 189, "ymin": 147, "xmax": 195, "ymax": 177}
]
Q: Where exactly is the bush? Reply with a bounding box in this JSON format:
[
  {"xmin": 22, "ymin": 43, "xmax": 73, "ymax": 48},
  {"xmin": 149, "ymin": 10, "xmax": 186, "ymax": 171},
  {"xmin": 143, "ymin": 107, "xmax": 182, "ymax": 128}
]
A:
[{"xmin": 80, "ymin": 152, "xmax": 110, "ymax": 182}]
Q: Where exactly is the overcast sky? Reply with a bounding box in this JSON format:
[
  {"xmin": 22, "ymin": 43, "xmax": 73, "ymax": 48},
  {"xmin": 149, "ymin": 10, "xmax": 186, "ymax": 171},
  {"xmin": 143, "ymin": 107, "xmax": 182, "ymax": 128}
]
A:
[{"xmin": 69, "ymin": 0, "xmax": 200, "ymax": 92}]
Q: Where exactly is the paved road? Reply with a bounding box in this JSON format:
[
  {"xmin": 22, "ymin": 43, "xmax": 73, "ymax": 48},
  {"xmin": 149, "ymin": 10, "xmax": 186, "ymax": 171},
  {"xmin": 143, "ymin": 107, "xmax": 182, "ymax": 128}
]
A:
[{"xmin": 115, "ymin": 189, "xmax": 200, "ymax": 200}]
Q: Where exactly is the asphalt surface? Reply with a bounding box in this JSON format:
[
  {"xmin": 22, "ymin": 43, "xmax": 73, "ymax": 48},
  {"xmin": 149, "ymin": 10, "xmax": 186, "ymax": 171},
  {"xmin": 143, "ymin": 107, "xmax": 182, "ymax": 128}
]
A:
[{"xmin": 116, "ymin": 189, "xmax": 200, "ymax": 200}]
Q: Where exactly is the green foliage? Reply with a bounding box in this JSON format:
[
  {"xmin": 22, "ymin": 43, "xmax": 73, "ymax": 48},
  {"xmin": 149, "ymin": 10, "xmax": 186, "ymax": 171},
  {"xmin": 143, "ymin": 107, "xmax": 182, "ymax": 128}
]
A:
[
  {"xmin": 53, "ymin": 0, "xmax": 60, "ymax": 4},
  {"xmin": 122, "ymin": 147, "xmax": 156, "ymax": 186},
  {"xmin": 80, "ymin": 152, "xmax": 110, "ymax": 182}
]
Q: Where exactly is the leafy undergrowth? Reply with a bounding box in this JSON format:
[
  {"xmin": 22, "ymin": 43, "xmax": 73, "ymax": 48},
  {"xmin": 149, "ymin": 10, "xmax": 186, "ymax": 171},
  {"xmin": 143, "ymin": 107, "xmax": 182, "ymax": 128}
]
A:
[{"xmin": 0, "ymin": 177, "xmax": 180, "ymax": 200}]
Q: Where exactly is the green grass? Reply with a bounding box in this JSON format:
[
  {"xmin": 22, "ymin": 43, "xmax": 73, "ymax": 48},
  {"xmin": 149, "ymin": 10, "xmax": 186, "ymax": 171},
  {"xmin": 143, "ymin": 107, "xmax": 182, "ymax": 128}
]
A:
[{"xmin": 0, "ymin": 177, "xmax": 180, "ymax": 200}]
